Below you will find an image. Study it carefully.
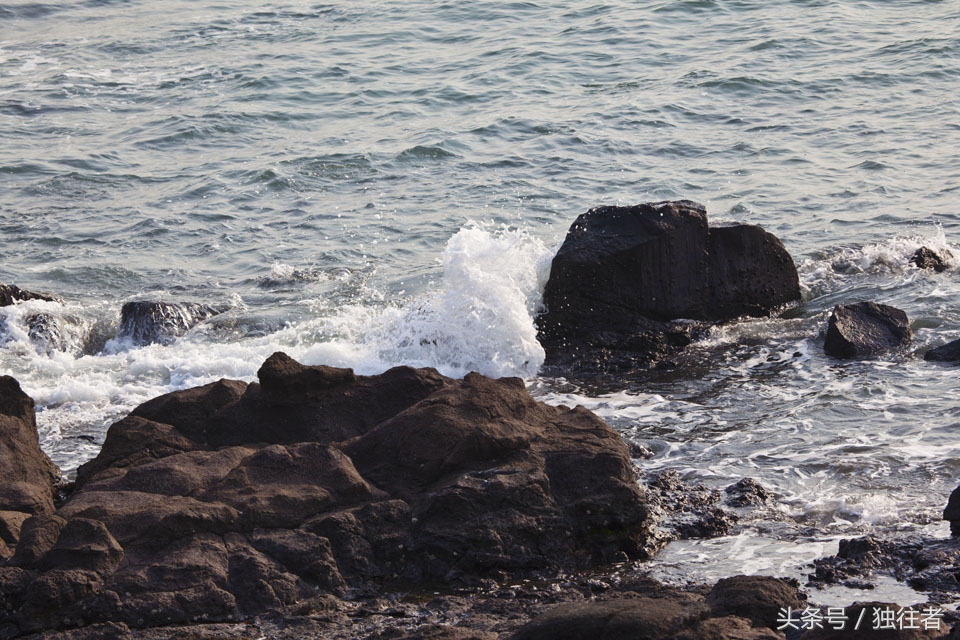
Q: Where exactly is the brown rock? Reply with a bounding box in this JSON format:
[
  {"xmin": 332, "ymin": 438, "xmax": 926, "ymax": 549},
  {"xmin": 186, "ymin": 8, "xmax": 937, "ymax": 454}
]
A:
[
  {"xmin": 706, "ymin": 575, "xmax": 806, "ymax": 629},
  {"xmin": 510, "ymin": 597, "xmax": 710, "ymax": 640},
  {"xmin": 6, "ymin": 354, "xmax": 655, "ymax": 636},
  {"xmin": 0, "ymin": 376, "xmax": 61, "ymax": 518}
]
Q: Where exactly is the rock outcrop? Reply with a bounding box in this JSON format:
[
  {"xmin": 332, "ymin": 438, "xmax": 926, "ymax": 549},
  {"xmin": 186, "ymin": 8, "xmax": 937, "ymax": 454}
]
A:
[
  {"xmin": 823, "ymin": 302, "xmax": 912, "ymax": 359},
  {"xmin": 0, "ymin": 377, "xmax": 62, "ymax": 561},
  {"xmin": 536, "ymin": 201, "xmax": 800, "ymax": 374},
  {"xmin": 117, "ymin": 301, "xmax": 224, "ymax": 346},
  {"xmin": 0, "ymin": 353, "xmax": 655, "ymax": 637}
]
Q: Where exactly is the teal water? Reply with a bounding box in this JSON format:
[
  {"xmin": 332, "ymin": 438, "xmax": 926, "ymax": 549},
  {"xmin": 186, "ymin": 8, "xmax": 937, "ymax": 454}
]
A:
[{"xmin": 2, "ymin": 0, "xmax": 960, "ymax": 597}]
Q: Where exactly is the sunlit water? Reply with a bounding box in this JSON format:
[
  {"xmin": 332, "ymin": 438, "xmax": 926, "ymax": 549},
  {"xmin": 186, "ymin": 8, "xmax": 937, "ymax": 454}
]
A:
[{"xmin": 2, "ymin": 0, "xmax": 960, "ymax": 603}]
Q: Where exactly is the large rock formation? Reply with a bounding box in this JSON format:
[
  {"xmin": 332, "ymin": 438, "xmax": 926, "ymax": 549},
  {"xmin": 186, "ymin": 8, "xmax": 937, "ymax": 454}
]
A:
[
  {"xmin": 0, "ymin": 353, "xmax": 655, "ymax": 637},
  {"xmin": 536, "ymin": 201, "xmax": 800, "ymax": 373},
  {"xmin": 0, "ymin": 377, "xmax": 62, "ymax": 561},
  {"xmin": 823, "ymin": 302, "xmax": 912, "ymax": 359}
]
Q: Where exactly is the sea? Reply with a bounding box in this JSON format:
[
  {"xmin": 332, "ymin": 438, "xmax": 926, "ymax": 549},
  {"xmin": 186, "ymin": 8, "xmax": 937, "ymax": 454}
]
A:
[{"xmin": 2, "ymin": 0, "xmax": 959, "ymax": 607}]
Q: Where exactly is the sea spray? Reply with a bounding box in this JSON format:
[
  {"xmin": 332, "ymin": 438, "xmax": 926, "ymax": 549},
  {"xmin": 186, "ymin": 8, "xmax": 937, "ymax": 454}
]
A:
[{"xmin": 301, "ymin": 224, "xmax": 554, "ymax": 378}]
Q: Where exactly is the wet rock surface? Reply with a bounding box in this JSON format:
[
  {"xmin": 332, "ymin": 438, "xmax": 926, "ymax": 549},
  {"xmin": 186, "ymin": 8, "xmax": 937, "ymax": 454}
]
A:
[
  {"xmin": 809, "ymin": 533, "xmax": 960, "ymax": 607},
  {"xmin": 823, "ymin": 301, "xmax": 912, "ymax": 359},
  {"xmin": 924, "ymin": 339, "xmax": 960, "ymax": 364},
  {"xmin": 117, "ymin": 301, "xmax": 224, "ymax": 346},
  {"xmin": 0, "ymin": 353, "xmax": 658, "ymax": 637},
  {"xmin": 911, "ymin": 247, "xmax": 950, "ymax": 273},
  {"xmin": 536, "ymin": 200, "xmax": 800, "ymax": 375}
]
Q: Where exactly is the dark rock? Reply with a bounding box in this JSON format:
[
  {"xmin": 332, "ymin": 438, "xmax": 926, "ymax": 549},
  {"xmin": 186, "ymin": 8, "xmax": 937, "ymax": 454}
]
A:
[
  {"xmin": 706, "ymin": 575, "xmax": 806, "ymax": 629},
  {"xmin": 5, "ymin": 353, "xmax": 655, "ymax": 636},
  {"xmin": 823, "ymin": 302, "xmax": 912, "ymax": 359},
  {"xmin": 942, "ymin": 485, "xmax": 960, "ymax": 536},
  {"xmin": 924, "ymin": 338, "xmax": 960, "ymax": 363},
  {"xmin": 724, "ymin": 478, "xmax": 771, "ymax": 508},
  {"xmin": 0, "ymin": 376, "xmax": 62, "ymax": 554},
  {"xmin": 705, "ymin": 224, "xmax": 802, "ymax": 322},
  {"xmin": 117, "ymin": 301, "xmax": 224, "ymax": 346},
  {"xmin": 647, "ymin": 470, "xmax": 736, "ymax": 540},
  {"xmin": 537, "ymin": 201, "xmax": 799, "ymax": 373},
  {"xmin": 0, "ymin": 285, "xmax": 57, "ymax": 307},
  {"xmin": 911, "ymin": 247, "xmax": 949, "ymax": 273}
]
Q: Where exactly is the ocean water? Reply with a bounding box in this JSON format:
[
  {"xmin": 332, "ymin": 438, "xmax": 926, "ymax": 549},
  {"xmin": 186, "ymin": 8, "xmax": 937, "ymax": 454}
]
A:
[{"xmin": 2, "ymin": 0, "xmax": 960, "ymax": 603}]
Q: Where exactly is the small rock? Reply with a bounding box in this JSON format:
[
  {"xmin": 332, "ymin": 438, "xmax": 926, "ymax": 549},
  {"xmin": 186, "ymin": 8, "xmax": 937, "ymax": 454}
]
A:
[
  {"xmin": 924, "ymin": 338, "xmax": 960, "ymax": 363},
  {"xmin": 911, "ymin": 247, "xmax": 949, "ymax": 273},
  {"xmin": 823, "ymin": 301, "xmax": 912, "ymax": 359}
]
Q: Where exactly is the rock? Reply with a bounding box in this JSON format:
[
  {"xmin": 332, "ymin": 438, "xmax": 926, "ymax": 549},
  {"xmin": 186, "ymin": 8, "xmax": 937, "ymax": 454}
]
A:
[
  {"xmin": 705, "ymin": 224, "xmax": 802, "ymax": 322},
  {"xmin": 3, "ymin": 353, "xmax": 656, "ymax": 636},
  {"xmin": 911, "ymin": 247, "xmax": 949, "ymax": 273},
  {"xmin": 0, "ymin": 376, "xmax": 62, "ymax": 554},
  {"xmin": 537, "ymin": 201, "xmax": 800, "ymax": 373},
  {"xmin": 943, "ymin": 485, "xmax": 960, "ymax": 537},
  {"xmin": 647, "ymin": 470, "xmax": 736, "ymax": 540},
  {"xmin": 823, "ymin": 302, "xmax": 912, "ymax": 359},
  {"xmin": 117, "ymin": 301, "xmax": 224, "ymax": 346},
  {"xmin": 0, "ymin": 285, "xmax": 58, "ymax": 307},
  {"xmin": 706, "ymin": 575, "xmax": 806, "ymax": 629},
  {"xmin": 724, "ymin": 478, "xmax": 771, "ymax": 508},
  {"xmin": 510, "ymin": 597, "xmax": 710, "ymax": 640},
  {"xmin": 924, "ymin": 339, "xmax": 960, "ymax": 363}
]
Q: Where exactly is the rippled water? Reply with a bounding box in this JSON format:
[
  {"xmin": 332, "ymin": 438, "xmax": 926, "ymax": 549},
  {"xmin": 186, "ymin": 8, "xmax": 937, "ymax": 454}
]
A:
[{"xmin": 2, "ymin": 0, "xmax": 960, "ymax": 601}]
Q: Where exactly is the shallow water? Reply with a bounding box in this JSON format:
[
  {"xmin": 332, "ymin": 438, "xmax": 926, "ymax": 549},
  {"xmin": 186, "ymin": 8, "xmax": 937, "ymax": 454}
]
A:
[{"xmin": 2, "ymin": 0, "xmax": 960, "ymax": 602}]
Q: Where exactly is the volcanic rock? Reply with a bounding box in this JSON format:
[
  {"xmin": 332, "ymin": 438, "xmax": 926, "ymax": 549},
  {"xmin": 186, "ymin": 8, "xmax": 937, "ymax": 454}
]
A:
[
  {"xmin": 117, "ymin": 300, "xmax": 224, "ymax": 346},
  {"xmin": 0, "ymin": 376, "xmax": 62, "ymax": 558},
  {"xmin": 1, "ymin": 353, "xmax": 656, "ymax": 637},
  {"xmin": 536, "ymin": 201, "xmax": 800, "ymax": 373},
  {"xmin": 823, "ymin": 302, "xmax": 912, "ymax": 359}
]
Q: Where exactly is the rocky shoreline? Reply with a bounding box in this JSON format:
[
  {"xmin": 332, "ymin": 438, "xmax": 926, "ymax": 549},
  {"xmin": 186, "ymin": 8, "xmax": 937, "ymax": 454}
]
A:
[{"xmin": 3, "ymin": 202, "xmax": 960, "ymax": 638}]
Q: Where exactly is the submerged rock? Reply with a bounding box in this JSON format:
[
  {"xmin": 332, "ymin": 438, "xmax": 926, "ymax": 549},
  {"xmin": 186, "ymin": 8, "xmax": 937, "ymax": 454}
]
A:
[
  {"xmin": 0, "ymin": 376, "xmax": 62, "ymax": 560},
  {"xmin": 1, "ymin": 353, "xmax": 656, "ymax": 637},
  {"xmin": 536, "ymin": 201, "xmax": 800, "ymax": 374},
  {"xmin": 823, "ymin": 301, "xmax": 912, "ymax": 359},
  {"xmin": 911, "ymin": 247, "xmax": 949, "ymax": 273},
  {"xmin": 117, "ymin": 300, "xmax": 223, "ymax": 346}
]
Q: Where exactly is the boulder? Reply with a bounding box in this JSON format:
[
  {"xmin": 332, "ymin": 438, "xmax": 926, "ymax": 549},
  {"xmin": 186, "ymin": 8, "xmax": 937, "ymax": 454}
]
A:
[
  {"xmin": 537, "ymin": 201, "xmax": 800, "ymax": 373},
  {"xmin": 924, "ymin": 338, "xmax": 960, "ymax": 363},
  {"xmin": 2, "ymin": 353, "xmax": 656, "ymax": 636},
  {"xmin": 0, "ymin": 376, "xmax": 62, "ymax": 557},
  {"xmin": 911, "ymin": 247, "xmax": 949, "ymax": 273},
  {"xmin": 706, "ymin": 575, "xmax": 806, "ymax": 629},
  {"xmin": 823, "ymin": 302, "xmax": 912, "ymax": 359},
  {"xmin": 117, "ymin": 301, "xmax": 224, "ymax": 346}
]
